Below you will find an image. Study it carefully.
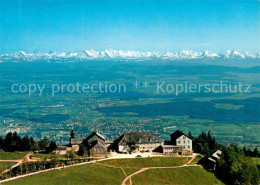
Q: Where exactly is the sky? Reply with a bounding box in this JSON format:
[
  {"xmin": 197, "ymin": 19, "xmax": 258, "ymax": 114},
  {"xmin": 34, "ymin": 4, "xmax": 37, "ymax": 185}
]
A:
[{"xmin": 0, "ymin": 0, "xmax": 259, "ymax": 54}]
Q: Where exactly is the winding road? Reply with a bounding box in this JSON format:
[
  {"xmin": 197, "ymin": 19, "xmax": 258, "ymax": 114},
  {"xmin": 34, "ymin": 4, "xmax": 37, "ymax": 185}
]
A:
[
  {"xmin": 121, "ymin": 154, "xmax": 199, "ymax": 185},
  {"xmin": 0, "ymin": 152, "xmax": 34, "ymax": 175}
]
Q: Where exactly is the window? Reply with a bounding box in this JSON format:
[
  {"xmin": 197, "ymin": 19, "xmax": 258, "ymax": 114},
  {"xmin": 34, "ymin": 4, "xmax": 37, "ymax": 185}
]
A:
[
  {"xmin": 188, "ymin": 145, "xmax": 190, "ymax": 149},
  {"xmin": 184, "ymin": 140, "xmax": 185, "ymax": 143},
  {"xmin": 188, "ymin": 140, "xmax": 190, "ymax": 143},
  {"xmin": 183, "ymin": 136, "xmax": 186, "ymax": 139},
  {"xmin": 178, "ymin": 141, "xmax": 180, "ymax": 144}
]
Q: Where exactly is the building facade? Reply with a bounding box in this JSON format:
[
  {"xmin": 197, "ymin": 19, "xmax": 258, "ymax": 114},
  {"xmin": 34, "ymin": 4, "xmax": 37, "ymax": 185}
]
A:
[
  {"xmin": 70, "ymin": 137, "xmax": 85, "ymax": 152},
  {"xmin": 170, "ymin": 130, "xmax": 192, "ymax": 151},
  {"xmin": 83, "ymin": 131, "xmax": 107, "ymax": 157},
  {"xmin": 161, "ymin": 145, "xmax": 183, "ymax": 155},
  {"xmin": 161, "ymin": 130, "xmax": 193, "ymax": 155},
  {"xmin": 115, "ymin": 132, "xmax": 163, "ymax": 153}
]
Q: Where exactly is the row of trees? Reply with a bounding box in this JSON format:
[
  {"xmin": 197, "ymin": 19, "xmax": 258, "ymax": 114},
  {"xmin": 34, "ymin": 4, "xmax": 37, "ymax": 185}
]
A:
[
  {"xmin": 189, "ymin": 131, "xmax": 259, "ymax": 157},
  {"xmin": 188, "ymin": 131, "xmax": 224, "ymax": 155},
  {"xmin": 0, "ymin": 132, "xmax": 57, "ymax": 153},
  {"xmin": 243, "ymin": 146, "xmax": 260, "ymax": 158},
  {"xmin": 189, "ymin": 131, "xmax": 259, "ymax": 185}
]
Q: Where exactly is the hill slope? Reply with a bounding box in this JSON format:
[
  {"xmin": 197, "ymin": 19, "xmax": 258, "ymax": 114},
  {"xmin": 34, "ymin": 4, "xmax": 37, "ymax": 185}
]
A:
[
  {"xmin": 132, "ymin": 166, "xmax": 224, "ymax": 185},
  {"xmin": 3, "ymin": 163, "xmax": 125, "ymax": 185},
  {"xmin": 3, "ymin": 157, "xmax": 223, "ymax": 185}
]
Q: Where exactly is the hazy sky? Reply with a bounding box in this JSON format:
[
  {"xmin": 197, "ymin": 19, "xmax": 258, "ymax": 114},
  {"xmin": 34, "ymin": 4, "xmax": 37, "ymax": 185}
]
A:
[{"xmin": 0, "ymin": 0, "xmax": 259, "ymax": 53}]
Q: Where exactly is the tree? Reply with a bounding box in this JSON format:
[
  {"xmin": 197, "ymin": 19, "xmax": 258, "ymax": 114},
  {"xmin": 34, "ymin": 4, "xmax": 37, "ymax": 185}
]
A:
[
  {"xmin": 42, "ymin": 157, "xmax": 47, "ymax": 170},
  {"xmin": 253, "ymin": 147, "xmax": 258, "ymax": 157},
  {"xmin": 66, "ymin": 150, "xmax": 75, "ymax": 159},
  {"xmin": 38, "ymin": 137, "xmax": 49, "ymax": 150},
  {"xmin": 46, "ymin": 141, "xmax": 57, "ymax": 153},
  {"xmin": 216, "ymin": 145, "xmax": 259, "ymax": 185},
  {"xmin": 4, "ymin": 132, "xmax": 14, "ymax": 152},
  {"xmin": 188, "ymin": 131, "xmax": 194, "ymax": 140},
  {"xmin": 21, "ymin": 136, "xmax": 31, "ymax": 151},
  {"xmin": 242, "ymin": 146, "xmax": 260, "ymax": 158},
  {"xmin": 30, "ymin": 137, "xmax": 38, "ymax": 151},
  {"xmin": 12, "ymin": 132, "xmax": 21, "ymax": 151},
  {"xmin": 70, "ymin": 130, "xmax": 75, "ymax": 138},
  {"xmin": 0, "ymin": 136, "xmax": 4, "ymax": 150},
  {"xmin": 243, "ymin": 146, "xmax": 247, "ymax": 156},
  {"xmin": 193, "ymin": 131, "xmax": 222, "ymax": 155}
]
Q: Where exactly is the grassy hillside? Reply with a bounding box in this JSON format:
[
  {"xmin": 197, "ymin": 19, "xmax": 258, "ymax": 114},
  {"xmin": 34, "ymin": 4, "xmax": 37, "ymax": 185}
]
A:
[
  {"xmin": 3, "ymin": 163, "xmax": 125, "ymax": 185},
  {"xmin": 132, "ymin": 166, "xmax": 224, "ymax": 185},
  {"xmin": 0, "ymin": 152, "xmax": 28, "ymax": 160},
  {"xmin": 0, "ymin": 162, "xmax": 17, "ymax": 173},
  {"xmin": 250, "ymin": 157, "xmax": 260, "ymax": 165},
  {"xmin": 2, "ymin": 157, "xmax": 223, "ymax": 185},
  {"xmin": 98, "ymin": 157, "xmax": 190, "ymax": 168}
]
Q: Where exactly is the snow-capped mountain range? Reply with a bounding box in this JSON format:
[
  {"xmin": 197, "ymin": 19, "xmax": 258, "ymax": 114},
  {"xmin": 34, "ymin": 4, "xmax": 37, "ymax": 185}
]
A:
[{"xmin": 0, "ymin": 49, "xmax": 259, "ymax": 62}]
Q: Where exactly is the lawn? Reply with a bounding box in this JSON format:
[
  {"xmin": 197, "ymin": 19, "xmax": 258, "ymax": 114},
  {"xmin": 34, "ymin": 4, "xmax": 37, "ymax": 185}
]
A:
[
  {"xmin": 190, "ymin": 155, "xmax": 204, "ymax": 164},
  {"xmin": 3, "ymin": 163, "xmax": 125, "ymax": 185},
  {"xmin": 33, "ymin": 153, "xmax": 56, "ymax": 159},
  {"xmin": 2, "ymin": 158, "xmax": 224, "ymax": 185},
  {"xmin": 33, "ymin": 153, "xmax": 65, "ymax": 159},
  {"xmin": 33, "ymin": 152, "xmax": 81, "ymax": 159},
  {"xmin": 0, "ymin": 152, "xmax": 29, "ymax": 160},
  {"xmin": 250, "ymin": 157, "xmax": 260, "ymax": 165},
  {"xmin": 132, "ymin": 166, "xmax": 224, "ymax": 185},
  {"xmin": 0, "ymin": 162, "xmax": 17, "ymax": 173},
  {"xmin": 98, "ymin": 157, "xmax": 190, "ymax": 168},
  {"xmin": 123, "ymin": 168, "xmax": 140, "ymax": 176}
]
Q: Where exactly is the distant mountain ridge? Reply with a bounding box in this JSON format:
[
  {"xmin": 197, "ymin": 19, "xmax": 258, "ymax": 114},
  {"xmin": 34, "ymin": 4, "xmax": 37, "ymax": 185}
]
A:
[{"xmin": 0, "ymin": 49, "xmax": 259, "ymax": 62}]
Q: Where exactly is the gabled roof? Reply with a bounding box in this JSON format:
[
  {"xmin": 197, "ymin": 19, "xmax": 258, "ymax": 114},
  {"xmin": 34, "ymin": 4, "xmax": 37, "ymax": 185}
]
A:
[
  {"xmin": 211, "ymin": 150, "xmax": 222, "ymax": 160},
  {"xmin": 117, "ymin": 132, "xmax": 163, "ymax": 145},
  {"xmin": 202, "ymin": 150, "xmax": 222, "ymax": 165},
  {"xmin": 85, "ymin": 131, "xmax": 106, "ymax": 141},
  {"xmin": 207, "ymin": 157, "xmax": 216, "ymax": 163},
  {"xmin": 170, "ymin": 130, "xmax": 189, "ymax": 140},
  {"xmin": 88, "ymin": 140, "xmax": 107, "ymax": 150}
]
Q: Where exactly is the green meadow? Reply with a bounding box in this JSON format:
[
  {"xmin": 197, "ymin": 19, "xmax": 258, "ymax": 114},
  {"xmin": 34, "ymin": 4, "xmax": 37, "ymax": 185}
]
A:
[
  {"xmin": 2, "ymin": 156, "xmax": 223, "ymax": 185},
  {"xmin": 132, "ymin": 166, "xmax": 224, "ymax": 185},
  {"xmin": 0, "ymin": 162, "xmax": 17, "ymax": 173},
  {"xmin": 0, "ymin": 152, "xmax": 28, "ymax": 160},
  {"xmin": 98, "ymin": 157, "xmax": 190, "ymax": 168},
  {"xmin": 3, "ymin": 163, "xmax": 125, "ymax": 185}
]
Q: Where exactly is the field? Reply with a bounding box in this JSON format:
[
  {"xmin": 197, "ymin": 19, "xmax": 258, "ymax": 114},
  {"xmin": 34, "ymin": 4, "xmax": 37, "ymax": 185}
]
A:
[
  {"xmin": 131, "ymin": 166, "xmax": 224, "ymax": 185},
  {"xmin": 3, "ymin": 163, "xmax": 125, "ymax": 185},
  {"xmin": 189, "ymin": 155, "xmax": 203, "ymax": 164},
  {"xmin": 98, "ymin": 156, "xmax": 190, "ymax": 167},
  {"xmin": 33, "ymin": 153, "xmax": 67, "ymax": 159},
  {"xmin": 2, "ymin": 156, "xmax": 223, "ymax": 185},
  {"xmin": 0, "ymin": 152, "xmax": 28, "ymax": 160}
]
